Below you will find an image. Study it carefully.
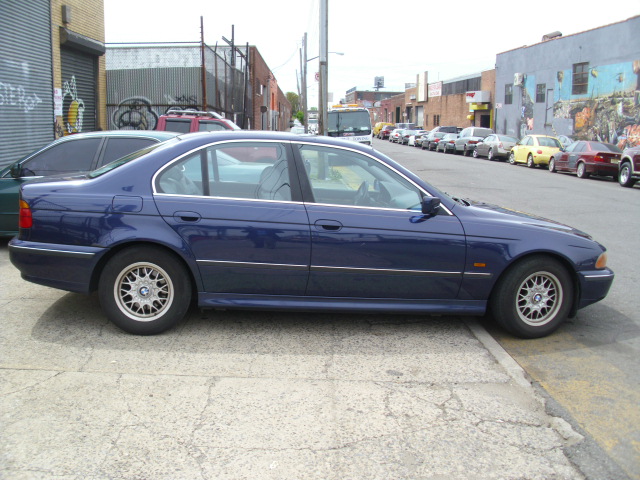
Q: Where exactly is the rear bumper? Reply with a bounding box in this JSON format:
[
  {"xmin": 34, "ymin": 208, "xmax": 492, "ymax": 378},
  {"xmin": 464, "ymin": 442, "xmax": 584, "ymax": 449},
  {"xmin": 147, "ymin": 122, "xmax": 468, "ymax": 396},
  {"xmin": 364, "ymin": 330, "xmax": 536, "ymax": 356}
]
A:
[{"xmin": 9, "ymin": 239, "xmax": 106, "ymax": 293}]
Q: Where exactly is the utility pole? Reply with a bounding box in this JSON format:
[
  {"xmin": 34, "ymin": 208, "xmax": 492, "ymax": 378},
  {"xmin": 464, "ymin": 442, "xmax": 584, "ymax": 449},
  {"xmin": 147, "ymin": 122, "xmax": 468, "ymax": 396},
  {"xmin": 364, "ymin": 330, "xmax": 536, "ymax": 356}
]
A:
[
  {"xmin": 301, "ymin": 33, "xmax": 308, "ymax": 133},
  {"xmin": 318, "ymin": 0, "xmax": 328, "ymax": 136},
  {"xmin": 200, "ymin": 17, "xmax": 207, "ymax": 111}
]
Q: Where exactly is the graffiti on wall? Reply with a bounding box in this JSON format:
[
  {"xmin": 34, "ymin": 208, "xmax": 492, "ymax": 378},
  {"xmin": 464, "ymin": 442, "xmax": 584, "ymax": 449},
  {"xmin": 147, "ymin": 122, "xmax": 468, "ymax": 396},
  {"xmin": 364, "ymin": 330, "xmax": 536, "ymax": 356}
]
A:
[
  {"xmin": 0, "ymin": 81, "xmax": 42, "ymax": 112},
  {"xmin": 552, "ymin": 60, "xmax": 640, "ymax": 148},
  {"xmin": 62, "ymin": 76, "xmax": 85, "ymax": 134},
  {"xmin": 110, "ymin": 94, "xmax": 200, "ymax": 130}
]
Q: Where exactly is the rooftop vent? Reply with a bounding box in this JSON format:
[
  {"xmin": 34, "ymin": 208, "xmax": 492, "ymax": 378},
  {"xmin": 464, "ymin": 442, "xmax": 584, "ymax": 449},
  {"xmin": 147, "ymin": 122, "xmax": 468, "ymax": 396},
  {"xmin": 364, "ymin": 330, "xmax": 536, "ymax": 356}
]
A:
[{"xmin": 542, "ymin": 31, "xmax": 562, "ymax": 41}]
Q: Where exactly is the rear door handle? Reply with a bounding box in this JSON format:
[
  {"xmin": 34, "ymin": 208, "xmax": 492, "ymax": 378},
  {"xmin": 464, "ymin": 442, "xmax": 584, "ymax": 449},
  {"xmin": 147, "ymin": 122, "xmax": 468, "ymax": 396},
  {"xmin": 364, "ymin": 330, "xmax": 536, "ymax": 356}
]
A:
[
  {"xmin": 174, "ymin": 211, "xmax": 201, "ymax": 222},
  {"xmin": 314, "ymin": 219, "xmax": 343, "ymax": 231}
]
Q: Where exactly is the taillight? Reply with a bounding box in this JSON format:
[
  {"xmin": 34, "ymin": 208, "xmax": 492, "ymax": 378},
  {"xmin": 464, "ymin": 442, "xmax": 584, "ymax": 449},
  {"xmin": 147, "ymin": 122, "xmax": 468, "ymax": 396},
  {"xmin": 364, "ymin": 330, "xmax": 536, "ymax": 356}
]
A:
[
  {"xmin": 19, "ymin": 199, "xmax": 33, "ymax": 229},
  {"xmin": 537, "ymin": 149, "xmax": 543, "ymax": 154},
  {"xmin": 594, "ymin": 155, "xmax": 606, "ymax": 163}
]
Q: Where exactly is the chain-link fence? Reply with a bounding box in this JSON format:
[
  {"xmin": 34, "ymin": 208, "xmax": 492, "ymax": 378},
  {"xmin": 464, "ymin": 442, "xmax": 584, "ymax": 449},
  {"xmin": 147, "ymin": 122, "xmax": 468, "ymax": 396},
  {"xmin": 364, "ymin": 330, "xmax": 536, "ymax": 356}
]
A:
[{"xmin": 106, "ymin": 43, "xmax": 247, "ymax": 130}]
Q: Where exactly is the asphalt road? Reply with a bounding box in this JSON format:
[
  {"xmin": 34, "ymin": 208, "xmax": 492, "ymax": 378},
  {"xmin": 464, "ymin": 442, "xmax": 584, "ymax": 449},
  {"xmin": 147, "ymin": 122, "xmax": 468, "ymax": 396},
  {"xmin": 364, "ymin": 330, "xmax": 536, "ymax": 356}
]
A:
[{"xmin": 375, "ymin": 137, "xmax": 639, "ymax": 480}]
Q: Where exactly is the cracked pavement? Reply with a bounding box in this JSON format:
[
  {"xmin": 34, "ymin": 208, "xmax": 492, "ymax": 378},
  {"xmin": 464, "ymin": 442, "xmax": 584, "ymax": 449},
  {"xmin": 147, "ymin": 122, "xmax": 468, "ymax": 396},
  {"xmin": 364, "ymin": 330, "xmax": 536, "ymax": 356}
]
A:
[{"xmin": 1, "ymin": 239, "xmax": 587, "ymax": 479}]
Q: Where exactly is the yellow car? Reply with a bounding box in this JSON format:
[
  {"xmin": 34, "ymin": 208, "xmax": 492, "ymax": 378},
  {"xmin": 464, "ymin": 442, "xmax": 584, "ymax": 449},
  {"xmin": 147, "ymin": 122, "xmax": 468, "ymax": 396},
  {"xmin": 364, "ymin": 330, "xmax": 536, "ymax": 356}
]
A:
[
  {"xmin": 509, "ymin": 135, "xmax": 563, "ymax": 168},
  {"xmin": 373, "ymin": 122, "xmax": 394, "ymax": 137}
]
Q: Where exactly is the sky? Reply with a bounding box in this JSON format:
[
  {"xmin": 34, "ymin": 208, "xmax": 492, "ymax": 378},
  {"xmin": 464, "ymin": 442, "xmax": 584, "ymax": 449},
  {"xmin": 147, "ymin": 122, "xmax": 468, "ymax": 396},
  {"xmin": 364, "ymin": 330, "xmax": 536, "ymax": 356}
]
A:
[{"xmin": 104, "ymin": 0, "xmax": 636, "ymax": 108}]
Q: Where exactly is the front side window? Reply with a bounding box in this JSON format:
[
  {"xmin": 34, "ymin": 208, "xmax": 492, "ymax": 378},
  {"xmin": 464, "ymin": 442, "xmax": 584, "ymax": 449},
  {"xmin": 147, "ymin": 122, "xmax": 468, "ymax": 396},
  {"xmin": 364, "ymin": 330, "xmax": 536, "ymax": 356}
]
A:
[
  {"xmin": 156, "ymin": 142, "xmax": 290, "ymax": 201},
  {"xmin": 572, "ymin": 63, "xmax": 589, "ymax": 95},
  {"xmin": 296, "ymin": 144, "xmax": 423, "ymax": 210},
  {"xmin": 22, "ymin": 138, "xmax": 101, "ymax": 176}
]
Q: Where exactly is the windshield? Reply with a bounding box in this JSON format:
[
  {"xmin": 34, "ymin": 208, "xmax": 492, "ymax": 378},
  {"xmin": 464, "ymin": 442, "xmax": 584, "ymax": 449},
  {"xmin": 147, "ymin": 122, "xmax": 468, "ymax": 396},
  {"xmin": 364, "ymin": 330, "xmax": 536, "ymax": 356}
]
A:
[
  {"xmin": 328, "ymin": 111, "xmax": 371, "ymax": 135},
  {"xmin": 89, "ymin": 138, "xmax": 179, "ymax": 178}
]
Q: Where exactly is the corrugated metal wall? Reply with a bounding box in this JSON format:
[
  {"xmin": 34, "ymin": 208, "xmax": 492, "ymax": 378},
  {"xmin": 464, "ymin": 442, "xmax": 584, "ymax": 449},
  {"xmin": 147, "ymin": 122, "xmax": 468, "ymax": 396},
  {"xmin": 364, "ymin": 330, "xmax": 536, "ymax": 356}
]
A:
[
  {"xmin": 0, "ymin": 0, "xmax": 54, "ymax": 168},
  {"xmin": 106, "ymin": 45, "xmax": 247, "ymax": 130},
  {"xmin": 61, "ymin": 48, "xmax": 98, "ymax": 134}
]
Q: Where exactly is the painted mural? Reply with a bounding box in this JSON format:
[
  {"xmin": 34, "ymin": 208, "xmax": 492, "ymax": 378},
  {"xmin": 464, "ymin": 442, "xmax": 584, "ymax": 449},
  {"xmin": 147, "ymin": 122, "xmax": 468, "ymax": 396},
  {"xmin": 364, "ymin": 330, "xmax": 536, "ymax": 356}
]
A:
[
  {"xmin": 553, "ymin": 60, "xmax": 640, "ymax": 148},
  {"xmin": 513, "ymin": 60, "xmax": 640, "ymax": 149}
]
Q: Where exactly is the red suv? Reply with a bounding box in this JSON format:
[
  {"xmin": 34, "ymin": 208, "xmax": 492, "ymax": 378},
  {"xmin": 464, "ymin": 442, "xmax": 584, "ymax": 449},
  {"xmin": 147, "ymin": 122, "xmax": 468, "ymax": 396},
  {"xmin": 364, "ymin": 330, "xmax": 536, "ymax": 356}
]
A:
[
  {"xmin": 156, "ymin": 109, "xmax": 241, "ymax": 133},
  {"xmin": 618, "ymin": 144, "xmax": 640, "ymax": 187}
]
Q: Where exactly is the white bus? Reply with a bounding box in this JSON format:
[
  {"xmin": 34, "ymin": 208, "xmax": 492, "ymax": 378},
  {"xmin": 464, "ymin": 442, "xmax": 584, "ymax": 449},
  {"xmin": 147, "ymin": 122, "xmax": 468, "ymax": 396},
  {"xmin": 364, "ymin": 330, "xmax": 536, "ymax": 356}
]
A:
[{"xmin": 327, "ymin": 104, "xmax": 372, "ymax": 145}]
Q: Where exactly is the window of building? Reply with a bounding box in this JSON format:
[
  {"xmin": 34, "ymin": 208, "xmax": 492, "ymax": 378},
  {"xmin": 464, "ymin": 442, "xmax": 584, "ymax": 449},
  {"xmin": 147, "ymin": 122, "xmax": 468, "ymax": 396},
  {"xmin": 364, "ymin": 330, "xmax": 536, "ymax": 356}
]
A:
[
  {"xmin": 505, "ymin": 84, "xmax": 513, "ymax": 105},
  {"xmin": 572, "ymin": 62, "xmax": 589, "ymax": 95},
  {"xmin": 536, "ymin": 84, "xmax": 546, "ymax": 103},
  {"xmin": 433, "ymin": 114, "xmax": 440, "ymax": 127}
]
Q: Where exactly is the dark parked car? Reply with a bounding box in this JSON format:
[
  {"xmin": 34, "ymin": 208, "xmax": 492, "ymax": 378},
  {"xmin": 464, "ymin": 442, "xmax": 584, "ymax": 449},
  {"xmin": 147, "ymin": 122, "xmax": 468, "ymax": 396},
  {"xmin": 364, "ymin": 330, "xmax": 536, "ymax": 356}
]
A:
[
  {"xmin": 0, "ymin": 130, "xmax": 179, "ymax": 237},
  {"xmin": 473, "ymin": 134, "xmax": 519, "ymax": 161},
  {"xmin": 9, "ymin": 131, "xmax": 613, "ymax": 338},
  {"xmin": 436, "ymin": 133, "xmax": 459, "ymax": 153},
  {"xmin": 422, "ymin": 132, "xmax": 447, "ymax": 151},
  {"xmin": 430, "ymin": 126, "xmax": 459, "ymax": 134},
  {"xmin": 549, "ymin": 141, "xmax": 622, "ymax": 179},
  {"xmin": 618, "ymin": 144, "xmax": 640, "ymax": 187},
  {"xmin": 378, "ymin": 125, "xmax": 395, "ymax": 140},
  {"xmin": 454, "ymin": 127, "xmax": 494, "ymax": 156}
]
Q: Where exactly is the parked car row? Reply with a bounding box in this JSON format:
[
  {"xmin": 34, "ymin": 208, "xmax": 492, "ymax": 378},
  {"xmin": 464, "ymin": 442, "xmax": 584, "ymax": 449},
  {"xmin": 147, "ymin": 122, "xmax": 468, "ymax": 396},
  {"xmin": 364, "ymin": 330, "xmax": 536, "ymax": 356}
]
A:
[{"xmin": 383, "ymin": 124, "xmax": 637, "ymax": 187}]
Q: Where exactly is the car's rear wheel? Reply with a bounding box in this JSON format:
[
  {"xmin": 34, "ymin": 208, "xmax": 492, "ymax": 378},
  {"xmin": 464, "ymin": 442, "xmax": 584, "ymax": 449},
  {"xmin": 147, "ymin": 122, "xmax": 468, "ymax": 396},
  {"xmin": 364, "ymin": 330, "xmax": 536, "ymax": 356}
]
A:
[
  {"xmin": 549, "ymin": 158, "xmax": 556, "ymax": 172},
  {"xmin": 577, "ymin": 162, "xmax": 589, "ymax": 178},
  {"xmin": 490, "ymin": 256, "xmax": 573, "ymax": 338},
  {"xmin": 619, "ymin": 162, "xmax": 636, "ymax": 187},
  {"xmin": 508, "ymin": 152, "xmax": 515, "ymax": 164},
  {"xmin": 99, "ymin": 246, "xmax": 192, "ymax": 335},
  {"xmin": 527, "ymin": 154, "xmax": 535, "ymax": 168}
]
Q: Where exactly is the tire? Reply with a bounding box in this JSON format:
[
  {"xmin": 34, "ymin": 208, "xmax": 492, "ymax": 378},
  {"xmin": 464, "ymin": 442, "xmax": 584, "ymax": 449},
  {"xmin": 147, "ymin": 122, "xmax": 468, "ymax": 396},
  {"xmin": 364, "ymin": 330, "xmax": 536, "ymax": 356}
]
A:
[
  {"xmin": 526, "ymin": 154, "xmax": 535, "ymax": 168},
  {"xmin": 576, "ymin": 162, "xmax": 590, "ymax": 178},
  {"xmin": 462, "ymin": 146, "xmax": 469, "ymax": 156},
  {"xmin": 487, "ymin": 149, "xmax": 495, "ymax": 161},
  {"xmin": 490, "ymin": 256, "xmax": 574, "ymax": 338},
  {"xmin": 549, "ymin": 158, "xmax": 556, "ymax": 173},
  {"xmin": 473, "ymin": 148, "xmax": 479, "ymax": 158},
  {"xmin": 508, "ymin": 152, "xmax": 516, "ymax": 165},
  {"xmin": 99, "ymin": 246, "xmax": 192, "ymax": 335},
  {"xmin": 619, "ymin": 162, "xmax": 636, "ymax": 187}
]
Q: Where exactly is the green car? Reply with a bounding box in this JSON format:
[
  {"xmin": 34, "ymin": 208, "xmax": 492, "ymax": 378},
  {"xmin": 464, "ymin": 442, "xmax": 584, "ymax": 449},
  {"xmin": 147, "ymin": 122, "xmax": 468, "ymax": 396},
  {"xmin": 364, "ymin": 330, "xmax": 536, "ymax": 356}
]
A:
[{"xmin": 0, "ymin": 130, "xmax": 178, "ymax": 237}]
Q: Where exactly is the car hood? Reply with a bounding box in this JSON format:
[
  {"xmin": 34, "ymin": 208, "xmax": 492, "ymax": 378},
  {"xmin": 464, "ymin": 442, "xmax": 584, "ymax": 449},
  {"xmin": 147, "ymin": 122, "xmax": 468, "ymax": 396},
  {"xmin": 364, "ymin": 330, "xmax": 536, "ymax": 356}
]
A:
[{"xmin": 459, "ymin": 199, "xmax": 592, "ymax": 240}]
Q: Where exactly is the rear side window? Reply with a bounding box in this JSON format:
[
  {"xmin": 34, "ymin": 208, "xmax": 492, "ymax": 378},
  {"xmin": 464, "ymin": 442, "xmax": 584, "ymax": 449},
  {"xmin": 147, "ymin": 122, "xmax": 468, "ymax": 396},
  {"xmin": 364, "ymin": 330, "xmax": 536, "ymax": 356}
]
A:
[
  {"xmin": 198, "ymin": 121, "xmax": 229, "ymax": 132},
  {"xmin": 21, "ymin": 138, "xmax": 101, "ymax": 176},
  {"xmin": 100, "ymin": 138, "xmax": 158, "ymax": 166},
  {"xmin": 163, "ymin": 119, "xmax": 192, "ymax": 133}
]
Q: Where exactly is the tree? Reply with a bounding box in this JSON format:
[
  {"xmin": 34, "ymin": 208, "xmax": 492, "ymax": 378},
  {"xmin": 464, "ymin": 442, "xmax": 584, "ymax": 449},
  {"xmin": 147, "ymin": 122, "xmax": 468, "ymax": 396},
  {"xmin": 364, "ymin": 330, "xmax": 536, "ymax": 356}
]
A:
[{"xmin": 286, "ymin": 92, "xmax": 300, "ymax": 114}]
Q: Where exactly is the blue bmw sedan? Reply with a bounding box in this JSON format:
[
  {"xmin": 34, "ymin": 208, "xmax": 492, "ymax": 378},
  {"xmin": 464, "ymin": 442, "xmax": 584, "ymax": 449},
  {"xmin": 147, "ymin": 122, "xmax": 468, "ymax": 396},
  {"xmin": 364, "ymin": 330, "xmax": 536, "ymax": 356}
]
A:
[{"xmin": 9, "ymin": 131, "xmax": 614, "ymax": 337}]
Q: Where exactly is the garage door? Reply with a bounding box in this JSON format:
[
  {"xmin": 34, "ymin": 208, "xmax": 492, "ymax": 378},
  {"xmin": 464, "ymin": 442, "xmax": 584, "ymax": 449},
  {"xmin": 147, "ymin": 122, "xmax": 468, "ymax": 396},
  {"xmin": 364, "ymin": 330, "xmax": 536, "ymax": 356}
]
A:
[{"xmin": 61, "ymin": 48, "xmax": 97, "ymax": 134}]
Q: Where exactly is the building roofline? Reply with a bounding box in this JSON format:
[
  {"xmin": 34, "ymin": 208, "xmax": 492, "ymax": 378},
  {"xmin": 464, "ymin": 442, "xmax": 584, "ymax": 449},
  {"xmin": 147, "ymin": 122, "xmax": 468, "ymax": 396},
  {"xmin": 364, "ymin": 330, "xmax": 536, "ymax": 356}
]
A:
[{"xmin": 496, "ymin": 15, "xmax": 640, "ymax": 56}]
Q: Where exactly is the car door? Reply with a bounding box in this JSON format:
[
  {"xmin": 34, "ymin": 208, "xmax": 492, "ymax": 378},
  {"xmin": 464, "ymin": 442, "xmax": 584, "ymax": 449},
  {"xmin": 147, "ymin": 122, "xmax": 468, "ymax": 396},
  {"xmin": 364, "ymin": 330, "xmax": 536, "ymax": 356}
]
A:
[
  {"xmin": 566, "ymin": 141, "xmax": 585, "ymax": 172},
  {"xmin": 513, "ymin": 136, "xmax": 532, "ymax": 163},
  {"xmin": 153, "ymin": 140, "xmax": 311, "ymax": 295},
  {"xmin": 0, "ymin": 137, "xmax": 102, "ymax": 234},
  {"xmin": 293, "ymin": 142, "xmax": 466, "ymax": 300},
  {"xmin": 555, "ymin": 141, "xmax": 575, "ymax": 171}
]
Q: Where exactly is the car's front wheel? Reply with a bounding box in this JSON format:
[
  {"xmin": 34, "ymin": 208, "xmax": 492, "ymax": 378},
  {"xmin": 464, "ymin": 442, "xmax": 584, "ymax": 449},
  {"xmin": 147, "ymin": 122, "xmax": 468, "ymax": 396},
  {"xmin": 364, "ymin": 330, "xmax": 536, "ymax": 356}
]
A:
[
  {"xmin": 490, "ymin": 256, "xmax": 573, "ymax": 338},
  {"xmin": 508, "ymin": 152, "xmax": 516, "ymax": 165},
  {"xmin": 473, "ymin": 148, "xmax": 479, "ymax": 158},
  {"xmin": 99, "ymin": 246, "xmax": 192, "ymax": 335},
  {"xmin": 549, "ymin": 158, "xmax": 556, "ymax": 172},
  {"xmin": 619, "ymin": 162, "xmax": 636, "ymax": 187}
]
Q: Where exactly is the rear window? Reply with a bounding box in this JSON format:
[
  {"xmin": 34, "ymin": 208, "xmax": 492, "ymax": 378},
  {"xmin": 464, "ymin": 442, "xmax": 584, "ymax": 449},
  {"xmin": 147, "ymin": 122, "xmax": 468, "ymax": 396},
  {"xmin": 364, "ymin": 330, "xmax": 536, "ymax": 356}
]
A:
[
  {"xmin": 590, "ymin": 142, "xmax": 622, "ymax": 153},
  {"xmin": 474, "ymin": 128, "xmax": 493, "ymax": 137},
  {"xmin": 538, "ymin": 137, "xmax": 562, "ymax": 148},
  {"xmin": 163, "ymin": 119, "xmax": 192, "ymax": 133}
]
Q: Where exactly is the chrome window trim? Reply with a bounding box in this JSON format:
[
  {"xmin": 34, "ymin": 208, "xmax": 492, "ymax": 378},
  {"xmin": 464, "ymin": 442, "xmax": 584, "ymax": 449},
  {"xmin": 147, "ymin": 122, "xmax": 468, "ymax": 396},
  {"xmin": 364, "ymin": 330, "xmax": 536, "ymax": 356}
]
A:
[{"xmin": 151, "ymin": 138, "xmax": 453, "ymax": 216}]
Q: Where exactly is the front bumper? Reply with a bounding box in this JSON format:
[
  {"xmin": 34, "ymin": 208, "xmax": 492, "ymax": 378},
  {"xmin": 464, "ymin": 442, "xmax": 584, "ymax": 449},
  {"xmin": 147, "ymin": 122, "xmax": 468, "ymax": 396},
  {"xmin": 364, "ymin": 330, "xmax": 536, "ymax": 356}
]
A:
[{"xmin": 576, "ymin": 268, "xmax": 615, "ymax": 310}]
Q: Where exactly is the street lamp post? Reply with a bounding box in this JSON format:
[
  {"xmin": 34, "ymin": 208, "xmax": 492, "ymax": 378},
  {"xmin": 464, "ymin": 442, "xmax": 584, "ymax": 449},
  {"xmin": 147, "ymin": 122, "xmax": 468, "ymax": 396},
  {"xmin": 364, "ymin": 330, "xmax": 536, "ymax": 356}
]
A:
[{"xmin": 319, "ymin": 0, "xmax": 328, "ymax": 136}]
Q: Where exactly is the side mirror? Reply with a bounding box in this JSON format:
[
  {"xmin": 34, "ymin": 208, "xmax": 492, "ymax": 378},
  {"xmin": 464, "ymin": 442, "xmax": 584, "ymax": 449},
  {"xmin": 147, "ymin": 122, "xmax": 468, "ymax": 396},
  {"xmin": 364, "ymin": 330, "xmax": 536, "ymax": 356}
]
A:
[
  {"xmin": 9, "ymin": 163, "xmax": 22, "ymax": 178},
  {"xmin": 421, "ymin": 196, "xmax": 441, "ymax": 216}
]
